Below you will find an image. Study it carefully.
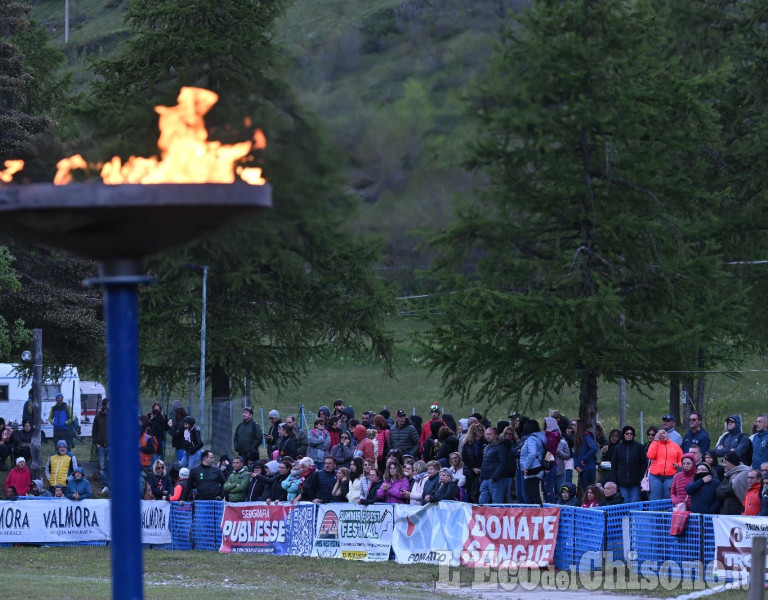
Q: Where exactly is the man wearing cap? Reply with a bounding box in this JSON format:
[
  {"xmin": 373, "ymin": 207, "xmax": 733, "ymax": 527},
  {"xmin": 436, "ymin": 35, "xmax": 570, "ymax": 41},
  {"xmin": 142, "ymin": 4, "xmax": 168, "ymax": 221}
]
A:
[
  {"xmin": 233, "ymin": 407, "xmax": 263, "ymax": 460},
  {"xmin": 420, "ymin": 404, "xmax": 446, "ymax": 453},
  {"xmin": 682, "ymin": 412, "xmax": 710, "ymax": 454},
  {"xmin": 265, "ymin": 410, "xmax": 281, "ymax": 457},
  {"xmin": 92, "ymin": 398, "xmax": 109, "ymax": 494},
  {"xmin": 47, "ymin": 392, "xmax": 73, "ymax": 449},
  {"xmin": 661, "ymin": 415, "xmax": 683, "ymax": 447},
  {"xmin": 717, "ymin": 451, "xmax": 750, "ymax": 514},
  {"xmin": 714, "ymin": 415, "xmax": 752, "ymax": 463},
  {"xmin": 390, "ymin": 410, "xmax": 420, "ymax": 457},
  {"xmin": 45, "ymin": 440, "xmax": 78, "ymax": 494}
]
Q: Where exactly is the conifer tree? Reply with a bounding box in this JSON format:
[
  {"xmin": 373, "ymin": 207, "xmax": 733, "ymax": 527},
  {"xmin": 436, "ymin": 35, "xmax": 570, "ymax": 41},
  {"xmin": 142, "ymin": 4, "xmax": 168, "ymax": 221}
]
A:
[
  {"xmin": 423, "ymin": 0, "xmax": 739, "ymax": 425},
  {"xmin": 86, "ymin": 0, "xmax": 393, "ymax": 448}
]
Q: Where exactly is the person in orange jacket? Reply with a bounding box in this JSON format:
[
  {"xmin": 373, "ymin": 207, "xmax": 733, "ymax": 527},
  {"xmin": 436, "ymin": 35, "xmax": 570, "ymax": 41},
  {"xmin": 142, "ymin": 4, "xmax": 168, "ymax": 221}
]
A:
[
  {"xmin": 742, "ymin": 469, "xmax": 763, "ymax": 516},
  {"xmin": 646, "ymin": 429, "xmax": 683, "ymax": 501}
]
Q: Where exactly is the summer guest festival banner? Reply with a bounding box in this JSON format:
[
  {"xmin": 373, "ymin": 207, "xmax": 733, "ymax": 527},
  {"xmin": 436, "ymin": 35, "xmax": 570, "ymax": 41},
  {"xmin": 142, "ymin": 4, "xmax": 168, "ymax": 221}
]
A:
[{"xmin": 0, "ymin": 500, "xmax": 170, "ymax": 544}]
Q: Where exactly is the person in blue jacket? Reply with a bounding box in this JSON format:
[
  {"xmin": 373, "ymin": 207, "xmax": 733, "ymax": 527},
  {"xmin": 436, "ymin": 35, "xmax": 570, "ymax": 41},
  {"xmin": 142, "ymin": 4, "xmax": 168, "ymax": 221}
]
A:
[
  {"xmin": 65, "ymin": 467, "xmax": 92, "ymax": 501},
  {"xmin": 573, "ymin": 420, "xmax": 599, "ymax": 495}
]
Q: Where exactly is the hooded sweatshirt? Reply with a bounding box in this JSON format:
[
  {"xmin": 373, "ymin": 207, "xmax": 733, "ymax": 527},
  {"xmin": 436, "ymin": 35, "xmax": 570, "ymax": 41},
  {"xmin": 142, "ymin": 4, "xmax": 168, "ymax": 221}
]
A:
[
  {"xmin": 670, "ymin": 453, "xmax": 697, "ymax": 508},
  {"xmin": 714, "ymin": 415, "xmax": 751, "ymax": 462},
  {"xmin": 751, "ymin": 428, "xmax": 768, "ymax": 470}
]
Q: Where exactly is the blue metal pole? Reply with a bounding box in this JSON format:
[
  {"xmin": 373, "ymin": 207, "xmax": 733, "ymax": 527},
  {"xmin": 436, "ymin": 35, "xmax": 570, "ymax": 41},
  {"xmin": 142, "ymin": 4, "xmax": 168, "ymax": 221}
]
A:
[
  {"xmin": 199, "ymin": 265, "xmax": 207, "ymax": 436},
  {"xmin": 95, "ymin": 260, "xmax": 149, "ymax": 600}
]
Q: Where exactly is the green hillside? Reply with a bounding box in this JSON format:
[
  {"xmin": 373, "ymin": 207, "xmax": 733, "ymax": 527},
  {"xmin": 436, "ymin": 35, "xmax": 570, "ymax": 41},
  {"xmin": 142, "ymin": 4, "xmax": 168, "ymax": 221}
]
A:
[{"xmin": 29, "ymin": 0, "xmax": 525, "ymax": 289}]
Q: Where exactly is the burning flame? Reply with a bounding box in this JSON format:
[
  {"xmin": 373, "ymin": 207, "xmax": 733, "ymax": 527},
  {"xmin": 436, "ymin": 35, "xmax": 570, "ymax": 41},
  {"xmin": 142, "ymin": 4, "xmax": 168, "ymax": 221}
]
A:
[
  {"xmin": 1, "ymin": 87, "xmax": 266, "ymax": 186},
  {"xmin": 0, "ymin": 160, "xmax": 24, "ymax": 183}
]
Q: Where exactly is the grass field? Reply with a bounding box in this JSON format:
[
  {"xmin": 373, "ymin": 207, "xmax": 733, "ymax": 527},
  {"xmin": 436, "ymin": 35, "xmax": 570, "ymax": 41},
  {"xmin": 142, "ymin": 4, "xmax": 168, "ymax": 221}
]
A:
[{"xmin": 0, "ymin": 546, "xmax": 753, "ymax": 599}]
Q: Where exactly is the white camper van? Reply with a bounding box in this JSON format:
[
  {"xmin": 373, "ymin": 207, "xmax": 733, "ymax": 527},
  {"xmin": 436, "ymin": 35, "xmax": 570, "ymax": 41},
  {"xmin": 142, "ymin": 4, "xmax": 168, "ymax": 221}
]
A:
[{"xmin": 0, "ymin": 363, "xmax": 99, "ymax": 439}]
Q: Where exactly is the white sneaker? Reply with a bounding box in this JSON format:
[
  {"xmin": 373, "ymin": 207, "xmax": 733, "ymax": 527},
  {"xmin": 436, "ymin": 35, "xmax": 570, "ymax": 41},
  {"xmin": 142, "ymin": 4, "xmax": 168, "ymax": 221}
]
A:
[{"xmin": 101, "ymin": 486, "xmax": 108, "ymax": 494}]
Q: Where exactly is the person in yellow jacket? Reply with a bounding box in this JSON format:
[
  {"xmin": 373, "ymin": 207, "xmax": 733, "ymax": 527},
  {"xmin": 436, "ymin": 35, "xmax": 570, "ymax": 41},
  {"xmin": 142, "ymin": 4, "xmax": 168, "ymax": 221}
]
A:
[{"xmin": 45, "ymin": 440, "xmax": 78, "ymax": 493}]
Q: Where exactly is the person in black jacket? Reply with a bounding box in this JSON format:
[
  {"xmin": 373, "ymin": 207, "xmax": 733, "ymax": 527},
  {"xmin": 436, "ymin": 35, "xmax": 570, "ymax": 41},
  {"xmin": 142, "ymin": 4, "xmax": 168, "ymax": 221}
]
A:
[
  {"xmin": 265, "ymin": 460, "xmax": 291, "ymax": 503},
  {"xmin": 148, "ymin": 460, "xmax": 172, "ymax": 500},
  {"xmin": 686, "ymin": 463, "xmax": 721, "ymax": 514},
  {"xmin": 359, "ymin": 468, "xmax": 384, "ymax": 505},
  {"xmin": 435, "ymin": 427, "xmax": 460, "ymax": 467},
  {"xmin": 184, "ymin": 450, "xmax": 226, "ymax": 500},
  {"xmin": 426, "ymin": 468, "xmax": 459, "ymax": 502},
  {"xmin": 609, "ymin": 426, "xmax": 647, "ymax": 504}
]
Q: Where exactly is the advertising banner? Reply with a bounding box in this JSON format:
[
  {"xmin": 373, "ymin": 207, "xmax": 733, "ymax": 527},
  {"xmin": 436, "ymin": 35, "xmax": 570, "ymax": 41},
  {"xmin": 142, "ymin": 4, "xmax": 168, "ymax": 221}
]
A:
[
  {"xmin": 219, "ymin": 502, "xmax": 315, "ymax": 554},
  {"xmin": 0, "ymin": 499, "xmax": 110, "ymax": 543},
  {"xmin": 141, "ymin": 500, "xmax": 171, "ymax": 544},
  {"xmin": 462, "ymin": 505, "xmax": 560, "ymax": 568},
  {"xmin": 311, "ymin": 503, "xmax": 394, "ymax": 561},
  {"xmin": 392, "ymin": 502, "xmax": 470, "ymax": 565},
  {"xmin": 712, "ymin": 515, "xmax": 768, "ymax": 579}
]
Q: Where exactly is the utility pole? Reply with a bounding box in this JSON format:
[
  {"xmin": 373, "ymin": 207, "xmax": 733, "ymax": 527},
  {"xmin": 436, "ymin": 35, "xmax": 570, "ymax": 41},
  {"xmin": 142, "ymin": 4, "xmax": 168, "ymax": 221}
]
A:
[
  {"xmin": 65, "ymin": 0, "xmax": 70, "ymax": 43},
  {"xmin": 30, "ymin": 329, "xmax": 43, "ymax": 479},
  {"xmin": 199, "ymin": 265, "xmax": 207, "ymax": 433}
]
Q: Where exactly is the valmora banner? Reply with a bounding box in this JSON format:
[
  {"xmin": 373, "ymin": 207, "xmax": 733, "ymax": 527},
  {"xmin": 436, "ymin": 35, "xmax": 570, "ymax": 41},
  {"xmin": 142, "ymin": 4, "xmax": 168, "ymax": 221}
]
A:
[
  {"xmin": 712, "ymin": 515, "xmax": 768, "ymax": 578},
  {"xmin": 311, "ymin": 503, "xmax": 394, "ymax": 561},
  {"xmin": 462, "ymin": 505, "xmax": 560, "ymax": 569},
  {"xmin": 141, "ymin": 500, "xmax": 171, "ymax": 544},
  {"xmin": 219, "ymin": 502, "xmax": 315, "ymax": 554},
  {"xmin": 0, "ymin": 499, "xmax": 110, "ymax": 543},
  {"xmin": 392, "ymin": 502, "xmax": 470, "ymax": 565}
]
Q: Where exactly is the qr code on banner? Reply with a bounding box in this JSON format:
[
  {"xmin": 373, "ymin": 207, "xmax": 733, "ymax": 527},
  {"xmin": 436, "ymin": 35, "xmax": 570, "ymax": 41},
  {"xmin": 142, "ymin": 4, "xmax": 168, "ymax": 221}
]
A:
[{"xmin": 287, "ymin": 505, "xmax": 315, "ymax": 556}]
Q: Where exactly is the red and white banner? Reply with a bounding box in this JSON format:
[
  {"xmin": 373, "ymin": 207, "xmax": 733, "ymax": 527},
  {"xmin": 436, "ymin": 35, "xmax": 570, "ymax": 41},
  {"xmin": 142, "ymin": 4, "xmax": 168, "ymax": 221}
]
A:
[
  {"xmin": 461, "ymin": 506, "xmax": 560, "ymax": 569},
  {"xmin": 219, "ymin": 502, "xmax": 314, "ymax": 554}
]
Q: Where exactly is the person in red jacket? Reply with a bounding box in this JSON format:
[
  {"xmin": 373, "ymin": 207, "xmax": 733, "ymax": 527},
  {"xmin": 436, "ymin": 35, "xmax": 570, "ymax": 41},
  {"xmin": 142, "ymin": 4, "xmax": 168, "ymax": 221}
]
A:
[
  {"xmin": 420, "ymin": 404, "xmax": 445, "ymax": 453},
  {"xmin": 4, "ymin": 456, "xmax": 31, "ymax": 496},
  {"xmin": 743, "ymin": 470, "xmax": 763, "ymax": 516},
  {"xmin": 670, "ymin": 453, "xmax": 696, "ymax": 510}
]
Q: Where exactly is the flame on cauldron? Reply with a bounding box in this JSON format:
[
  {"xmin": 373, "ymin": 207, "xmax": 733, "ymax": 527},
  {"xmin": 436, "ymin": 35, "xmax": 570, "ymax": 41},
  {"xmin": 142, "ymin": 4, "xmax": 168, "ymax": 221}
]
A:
[{"xmin": 3, "ymin": 87, "xmax": 267, "ymax": 186}]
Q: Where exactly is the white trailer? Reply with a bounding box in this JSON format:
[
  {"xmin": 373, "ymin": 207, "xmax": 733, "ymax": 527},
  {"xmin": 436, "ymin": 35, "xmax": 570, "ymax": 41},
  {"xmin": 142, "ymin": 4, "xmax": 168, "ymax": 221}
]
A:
[{"xmin": 0, "ymin": 363, "xmax": 94, "ymax": 439}]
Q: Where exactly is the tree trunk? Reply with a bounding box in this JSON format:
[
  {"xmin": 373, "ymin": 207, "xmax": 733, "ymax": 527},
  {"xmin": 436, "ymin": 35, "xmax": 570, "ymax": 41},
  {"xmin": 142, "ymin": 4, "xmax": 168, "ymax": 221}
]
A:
[
  {"xmin": 669, "ymin": 377, "xmax": 680, "ymax": 422},
  {"xmin": 210, "ymin": 361, "xmax": 232, "ymax": 458},
  {"xmin": 578, "ymin": 368, "xmax": 598, "ymax": 430}
]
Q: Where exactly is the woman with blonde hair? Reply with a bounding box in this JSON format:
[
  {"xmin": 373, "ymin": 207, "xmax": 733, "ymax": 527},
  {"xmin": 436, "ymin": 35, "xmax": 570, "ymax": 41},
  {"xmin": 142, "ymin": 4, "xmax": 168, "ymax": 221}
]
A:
[
  {"xmin": 461, "ymin": 422, "xmax": 486, "ymax": 503},
  {"xmin": 332, "ymin": 467, "xmax": 350, "ymax": 502},
  {"xmin": 405, "ymin": 460, "xmax": 428, "ymax": 504}
]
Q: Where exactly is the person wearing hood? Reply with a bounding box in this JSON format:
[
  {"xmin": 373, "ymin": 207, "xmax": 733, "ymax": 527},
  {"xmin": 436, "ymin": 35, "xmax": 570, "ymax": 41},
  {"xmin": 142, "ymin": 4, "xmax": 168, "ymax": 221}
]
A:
[
  {"xmin": 541, "ymin": 417, "xmax": 562, "ymax": 504},
  {"xmin": 670, "ymin": 453, "xmax": 697, "ymax": 510},
  {"xmin": 65, "ymin": 467, "xmax": 92, "ymax": 501},
  {"xmin": 29, "ymin": 479, "xmax": 52, "ymax": 497},
  {"xmin": 686, "ymin": 463, "xmax": 720, "ymax": 514},
  {"xmin": 353, "ymin": 424, "xmax": 375, "ymax": 461},
  {"xmin": 559, "ymin": 482, "xmax": 580, "ymax": 506},
  {"xmin": 717, "ymin": 451, "xmax": 750, "ymax": 514},
  {"xmin": 5, "ymin": 456, "xmax": 31, "ymax": 496},
  {"xmin": 646, "ymin": 429, "xmax": 683, "ymax": 501},
  {"xmin": 750, "ymin": 415, "xmax": 768, "ymax": 470},
  {"xmin": 714, "ymin": 415, "xmax": 752, "ymax": 463},
  {"xmin": 742, "ymin": 469, "xmax": 763, "ymax": 516},
  {"xmin": 609, "ymin": 426, "xmax": 647, "ymax": 504},
  {"xmin": 520, "ymin": 419, "xmax": 547, "ymax": 505},
  {"xmin": 181, "ymin": 416, "xmax": 204, "ymax": 469},
  {"xmin": 307, "ymin": 418, "xmax": 331, "ymax": 467}
]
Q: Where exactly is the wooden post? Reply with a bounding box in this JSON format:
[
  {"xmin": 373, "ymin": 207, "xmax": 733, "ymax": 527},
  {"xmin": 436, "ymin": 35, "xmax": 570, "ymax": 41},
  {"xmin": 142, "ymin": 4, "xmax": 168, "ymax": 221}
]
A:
[{"xmin": 750, "ymin": 536, "xmax": 766, "ymax": 600}]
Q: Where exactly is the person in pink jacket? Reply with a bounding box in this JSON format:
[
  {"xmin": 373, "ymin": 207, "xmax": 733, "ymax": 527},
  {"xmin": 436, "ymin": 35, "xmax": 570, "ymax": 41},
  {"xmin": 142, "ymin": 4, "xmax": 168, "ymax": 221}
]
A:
[
  {"xmin": 376, "ymin": 461, "xmax": 409, "ymax": 503},
  {"xmin": 670, "ymin": 453, "xmax": 696, "ymax": 510}
]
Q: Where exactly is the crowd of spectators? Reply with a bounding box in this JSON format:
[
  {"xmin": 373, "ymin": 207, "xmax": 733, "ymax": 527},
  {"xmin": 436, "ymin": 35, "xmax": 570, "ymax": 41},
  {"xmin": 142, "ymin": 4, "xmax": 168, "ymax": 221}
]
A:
[{"xmin": 3, "ymin": 398, "xmax": 768, "ymax": 518}]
